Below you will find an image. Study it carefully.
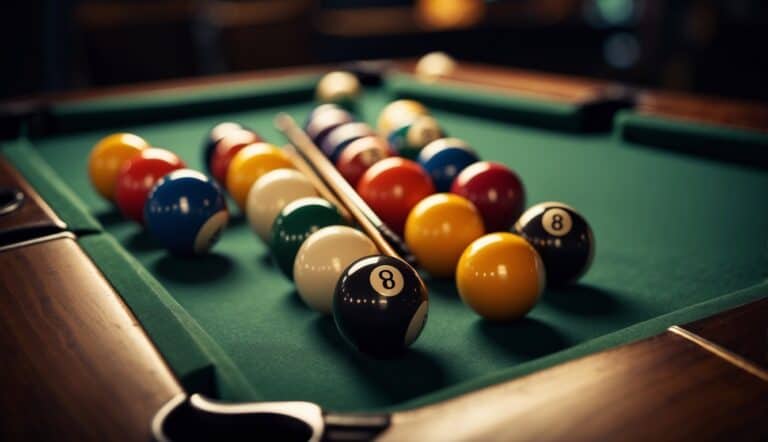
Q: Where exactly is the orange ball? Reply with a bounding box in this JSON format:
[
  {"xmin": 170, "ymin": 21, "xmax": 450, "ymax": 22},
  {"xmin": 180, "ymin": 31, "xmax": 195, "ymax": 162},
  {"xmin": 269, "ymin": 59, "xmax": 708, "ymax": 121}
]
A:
[
  {"xmin": 225, "ymin": 143, "xmax": 294, "ymax": 209},
  {"xmin": 405, "ymin": 193, "xmax": 485, "ymax": 277},
  {"xmin": 88, "ymin": 133, "xmax": 148, "ymax": 201},
  {"xmin": 456, "ymin": 233, "xmax": 545, "ymax": 321}
]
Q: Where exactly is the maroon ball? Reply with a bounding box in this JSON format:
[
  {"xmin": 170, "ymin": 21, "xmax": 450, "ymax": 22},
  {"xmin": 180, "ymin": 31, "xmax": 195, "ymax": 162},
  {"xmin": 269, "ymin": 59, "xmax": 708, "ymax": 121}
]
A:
[
  {"xmin": 335, "ymin": 135, "xmax": 395, "ymax": 187},
  {"xmin": 450, "ymin": 161, "xmax": 525, "ymax": 232}
]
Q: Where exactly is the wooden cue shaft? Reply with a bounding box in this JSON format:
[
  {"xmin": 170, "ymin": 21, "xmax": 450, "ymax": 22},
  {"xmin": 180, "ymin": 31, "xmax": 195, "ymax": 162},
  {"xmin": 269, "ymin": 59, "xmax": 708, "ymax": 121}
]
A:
[
  {"xmin": 282, "ymin": 144, "xmax": 352, "ymax": 222},
  {"xmin": 275, "ymin": 113, "xmax": 399, "ymax": 258}
]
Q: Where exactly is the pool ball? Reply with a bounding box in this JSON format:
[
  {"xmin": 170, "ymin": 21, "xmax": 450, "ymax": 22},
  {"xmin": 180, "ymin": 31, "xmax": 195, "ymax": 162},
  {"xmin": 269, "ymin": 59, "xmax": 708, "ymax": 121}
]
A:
[
  {"xmin": 356, "ymin": 157, "xmax": 435, "ymax": 235},
  {"xmin": 377, "ymin": 99, "xmax": 430, "ymax": 135},
  {"xmin": 319, "ymin": 122, "xmax": 375, "ymax": 161},
  {"xmin": 404, "ymin": 193, "xmax": 485, "ymax": 277},
  {"xmin": 245, "ymin": 169, "xmax": 317, "ymax": 243},
  {"xmin": 418, "ymin": 138, "xmax": 479, "ymax": 191},
  {"xmin": 456, "ymin": 233, "xmax": 545, "ymax": 321},
  {"xmin": 387, "ymin": 115, "xmax": 444, "ymax": 159},
  {"xmin": 226, "ymin": 143, "xmax": 295, "ymax": 209},
  {"xmin": 209, "ymin": 129, "xmax": 262, "ymax": 184},
  {"xmin": 305, "ymin": 106, "xmax": 355, "ymax": 147},
  {"xmin": 415, "ymin": 51, "xmax": 457, "ymax": 82},
  {"xmin": 144, "ymin": 169, "xmax": 229, "ymax": 255},
  {"xmin": 333, "ymin": 255, "xmax": 428, "ymax": 357},
  {"xmin": 293, "ymin": 226, "xmax": 378, "ymax": 314},
  {"xmin": 335, "ymin": 135, "xmax": 394, "ymax": 187},
  {"xmin": 88, "ymin": 133, "xmax": 148, "ymax": 201},
  {"xmin": 114, "ymin": 148, "xmax": 186, "ymax": 224},
  {"xmin": 270, "ymin": 197, "xmax": 347, "ymax": 279},
  {"xmin": 202, "ymin": 122, "xmax": 246, "ymax": 173},
  {"xmin": 514, "ymin": 202, "xmax": 594, "ymax": 286},
  {"xmin": 315, "ymin": 71, "xmax": 361, "ymax": 110},
  {"xmin": 451, "ymin": 161, "xmax": 525, "ymax": 233}
]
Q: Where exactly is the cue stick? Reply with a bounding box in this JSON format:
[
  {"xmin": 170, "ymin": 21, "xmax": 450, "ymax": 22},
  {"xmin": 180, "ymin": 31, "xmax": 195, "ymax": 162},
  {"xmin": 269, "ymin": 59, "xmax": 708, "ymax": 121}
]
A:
[
  {"xmin": 275, "ymin": 113, "xmax": 416, "ymax": 264},
  {"xmin": 282, "ymin": 143, "xmax": 352, "ymax": 222}
]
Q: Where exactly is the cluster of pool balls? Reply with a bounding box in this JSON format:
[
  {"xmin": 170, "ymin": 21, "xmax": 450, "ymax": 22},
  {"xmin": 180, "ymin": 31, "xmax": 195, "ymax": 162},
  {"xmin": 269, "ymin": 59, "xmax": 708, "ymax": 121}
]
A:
[
  {"xmin": 310, "ymin": 71, "xmax": 595, "ymax": 322},
  {"xmin": 85, "ymin": 70, "xmax": 595, "ymax": 357}
]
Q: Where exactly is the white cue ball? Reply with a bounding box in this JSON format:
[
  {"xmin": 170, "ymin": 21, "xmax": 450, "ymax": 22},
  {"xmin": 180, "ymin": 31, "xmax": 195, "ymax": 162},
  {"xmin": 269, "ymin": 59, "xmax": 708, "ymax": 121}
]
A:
[
  {"xmin": 293, "ymin": 226, "xmax": 378, "ymax": 314},
  {"xmin": 245, "ymin": 169, "xmax": 317, "ymax": 243}
]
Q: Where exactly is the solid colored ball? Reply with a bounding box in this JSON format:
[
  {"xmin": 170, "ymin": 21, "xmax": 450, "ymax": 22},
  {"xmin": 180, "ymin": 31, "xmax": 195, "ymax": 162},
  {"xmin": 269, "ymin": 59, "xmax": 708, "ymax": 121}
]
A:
[
  {"xmin": 88, "ymin": 133, "xmax": 148, "ymax": 201},
  {"xmin": 293, "ymin": 226, "xmax": 378, "ymax": 314},
  {"xmin": 404, "ymin": 193, "xmax": 485, "ymax": 277},
  {"xmin": 270, "ymin": 197, "xmax": 347, "ymax": 279},
  {"xmin": 144, "ymin": 169, "xmax": 229, "ymax": 255},
  {"xmin": 202, "ymin": 122, "xmax": 246, "ymax": 173},
  {"xmin": 377, "ymin": 99, "xmax": 430, "ymax": 135},
  {"xmin": 333, "ymin": 255, "xmax": 428, "ymax": 357},
  {"xmin": 114, "ymin": 148, "xmax": 186, "ymax": 224},
  {"xmin": 456, "ymin": 233, "xmax": 545, "ymax": 321},
  {"xmin": 245, "ymin": 169, "xmax": 317, "ymax": 243},
  {"xmin": 305, "ymin": 106, "xmax": 355, "ymax": 147},
  {"xmin": 335, "ymin": 135, "xmax": 394, "ymax": 187},
  {"xmin": 451, "ymin": 161, "xmax": 525, "ymax": 233},
  {"xmin": 356, "ymin": 157, "xmax": 435, "ymax": 235},
  {"xmin": 514, "ymin": 202, "xmax": 594, "ymax": 286},
  {"xmin": 210, "ymin": 129, "xmax": 262, "ymax": 184},
  {"xmin": 315, "ymin": 71, "xmax": 361, "ymax": 107},
  {"xmin": 319, "ymin": 122, "xmax": 375, "ymax": 161},
  {"xmin": 418, "ymin": 138, "xmax": 479, "ymax": 191},
  {"xmin": 226, "ymin": 143, "xmax": 295, "ymax": 209},
  {"xmin": 387, "ymin": 115, "xmax": 444, "ymax": 159}
]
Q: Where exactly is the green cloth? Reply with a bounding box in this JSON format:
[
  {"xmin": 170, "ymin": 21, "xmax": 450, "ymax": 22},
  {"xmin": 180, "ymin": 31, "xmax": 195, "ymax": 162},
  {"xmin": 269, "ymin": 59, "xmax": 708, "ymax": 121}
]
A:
[{"xmin": 5, "ymin": 75, "xmax": 767, "ymax": 412}]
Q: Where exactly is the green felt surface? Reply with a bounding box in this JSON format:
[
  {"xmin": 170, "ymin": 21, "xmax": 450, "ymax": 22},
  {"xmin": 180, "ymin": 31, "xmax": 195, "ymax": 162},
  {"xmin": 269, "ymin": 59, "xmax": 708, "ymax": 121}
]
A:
[{"xmin": 4, "ymin": 75, "xmax": 768, "ymax": 413}]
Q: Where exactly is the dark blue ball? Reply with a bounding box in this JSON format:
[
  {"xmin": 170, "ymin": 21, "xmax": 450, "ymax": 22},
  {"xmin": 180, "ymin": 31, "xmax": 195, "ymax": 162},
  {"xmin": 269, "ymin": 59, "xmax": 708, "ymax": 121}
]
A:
[
  {"xmin": 418, "ymin": 138, "xmax": 479, "ymax": 192},
  {"xmin": 144, "ymin": 169, "xmax": 229, "ymax": 255}
]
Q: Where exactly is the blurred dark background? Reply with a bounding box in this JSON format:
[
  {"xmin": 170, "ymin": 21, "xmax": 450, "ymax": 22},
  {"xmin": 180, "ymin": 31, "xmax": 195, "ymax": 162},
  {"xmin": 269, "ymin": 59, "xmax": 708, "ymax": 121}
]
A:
[{"xmin": 2, "ymin": 0, "xmax": 767, "ymax": 101}]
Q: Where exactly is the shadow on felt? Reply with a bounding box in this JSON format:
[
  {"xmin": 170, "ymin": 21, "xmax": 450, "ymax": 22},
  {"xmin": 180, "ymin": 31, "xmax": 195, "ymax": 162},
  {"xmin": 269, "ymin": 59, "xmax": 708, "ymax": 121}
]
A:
[
  {"xmin": 312, "ymin": 316, "xmax": 447, "ymax": 405},
  {"xmin": 475, "ymin": 317, "xmax": 570, "ymax": 358},
  {"xmin": 153, "ymin": 252, "xmax": 234, "ymax": 284},
  {"xmin": 542, "ymin": 284, "xmax": 620, "ymax": 316}
]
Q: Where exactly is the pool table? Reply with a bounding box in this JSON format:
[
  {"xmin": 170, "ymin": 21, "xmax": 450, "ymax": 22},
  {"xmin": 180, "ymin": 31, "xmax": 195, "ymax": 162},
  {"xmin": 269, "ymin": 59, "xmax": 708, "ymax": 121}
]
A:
[{"xmin": 1, "ymin": 60, "xmax": 767, "ymax": 441}]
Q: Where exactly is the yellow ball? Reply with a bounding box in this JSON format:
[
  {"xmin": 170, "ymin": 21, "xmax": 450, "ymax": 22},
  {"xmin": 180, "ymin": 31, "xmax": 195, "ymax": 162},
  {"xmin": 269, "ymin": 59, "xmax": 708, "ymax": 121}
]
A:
[
  {"xmin": 226, "ymin": 143, "xmax": 295, "ymax": 209},
  {"xmin": 88, "ymin": 133, "xmax": 148, "ymax": 201},
  {"xmin": 316, "ymin": 71, "xmax": 361, "ymax": 104},
  {"xmin": 405, "ymin": 193, "xmax": 484, "ymax": 277},
  {"xmin": 377, "ymin": 99, "xmax": 430, "ymax": 135},
  {"xmin": 456, "ymin": 233, "xmax": 545, "ymax": 321}
]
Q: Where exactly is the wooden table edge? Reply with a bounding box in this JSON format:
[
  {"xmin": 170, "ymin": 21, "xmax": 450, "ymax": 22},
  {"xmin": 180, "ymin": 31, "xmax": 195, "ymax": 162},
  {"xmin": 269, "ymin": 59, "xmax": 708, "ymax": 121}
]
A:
[{"xmin": 2, "ymin": 59, "xmax": 767, "ymax": 133}]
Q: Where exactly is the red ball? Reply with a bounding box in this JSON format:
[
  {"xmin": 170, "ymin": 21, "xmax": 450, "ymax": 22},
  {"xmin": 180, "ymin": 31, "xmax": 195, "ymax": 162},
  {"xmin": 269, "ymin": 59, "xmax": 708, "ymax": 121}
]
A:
[
  {"xmin": 451, "ymin": 161, "xmax": 525, "ymax": 232},
  {"xmin": 335, "ymin": 135, "xmax": 394, "ymax": 187},
  {"xmin": 357, "ymin": 157, "xmax": 435, "ymax": 235},
  {"xmin": 115, "ymin": 148, "xmax": 186, "ymax": 224},
  {"xmin": 210, "ymin": 129, "xmax": 262, "ymax": 184}
]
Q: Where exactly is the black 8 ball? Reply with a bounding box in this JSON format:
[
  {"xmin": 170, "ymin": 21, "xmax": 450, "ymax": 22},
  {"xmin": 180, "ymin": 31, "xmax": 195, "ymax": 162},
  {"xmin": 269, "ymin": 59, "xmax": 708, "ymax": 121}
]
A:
[
  {"xmin": 514, "ymin": 202, "xmax": 594, "ymax": 286},
  {"xmin": 333, "ymin": 255, "xmax": 429, "ymax": 357}
]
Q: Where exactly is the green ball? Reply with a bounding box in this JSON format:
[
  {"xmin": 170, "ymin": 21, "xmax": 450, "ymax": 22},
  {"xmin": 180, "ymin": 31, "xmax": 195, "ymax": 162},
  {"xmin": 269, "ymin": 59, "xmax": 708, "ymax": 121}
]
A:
[
  {"xmin": 386, "ymin": 115, "xmax": 444, "ymax": 160},
  {"xmin": 270, "ymin": 197, "xmax": 347, "ymax": 279}
]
